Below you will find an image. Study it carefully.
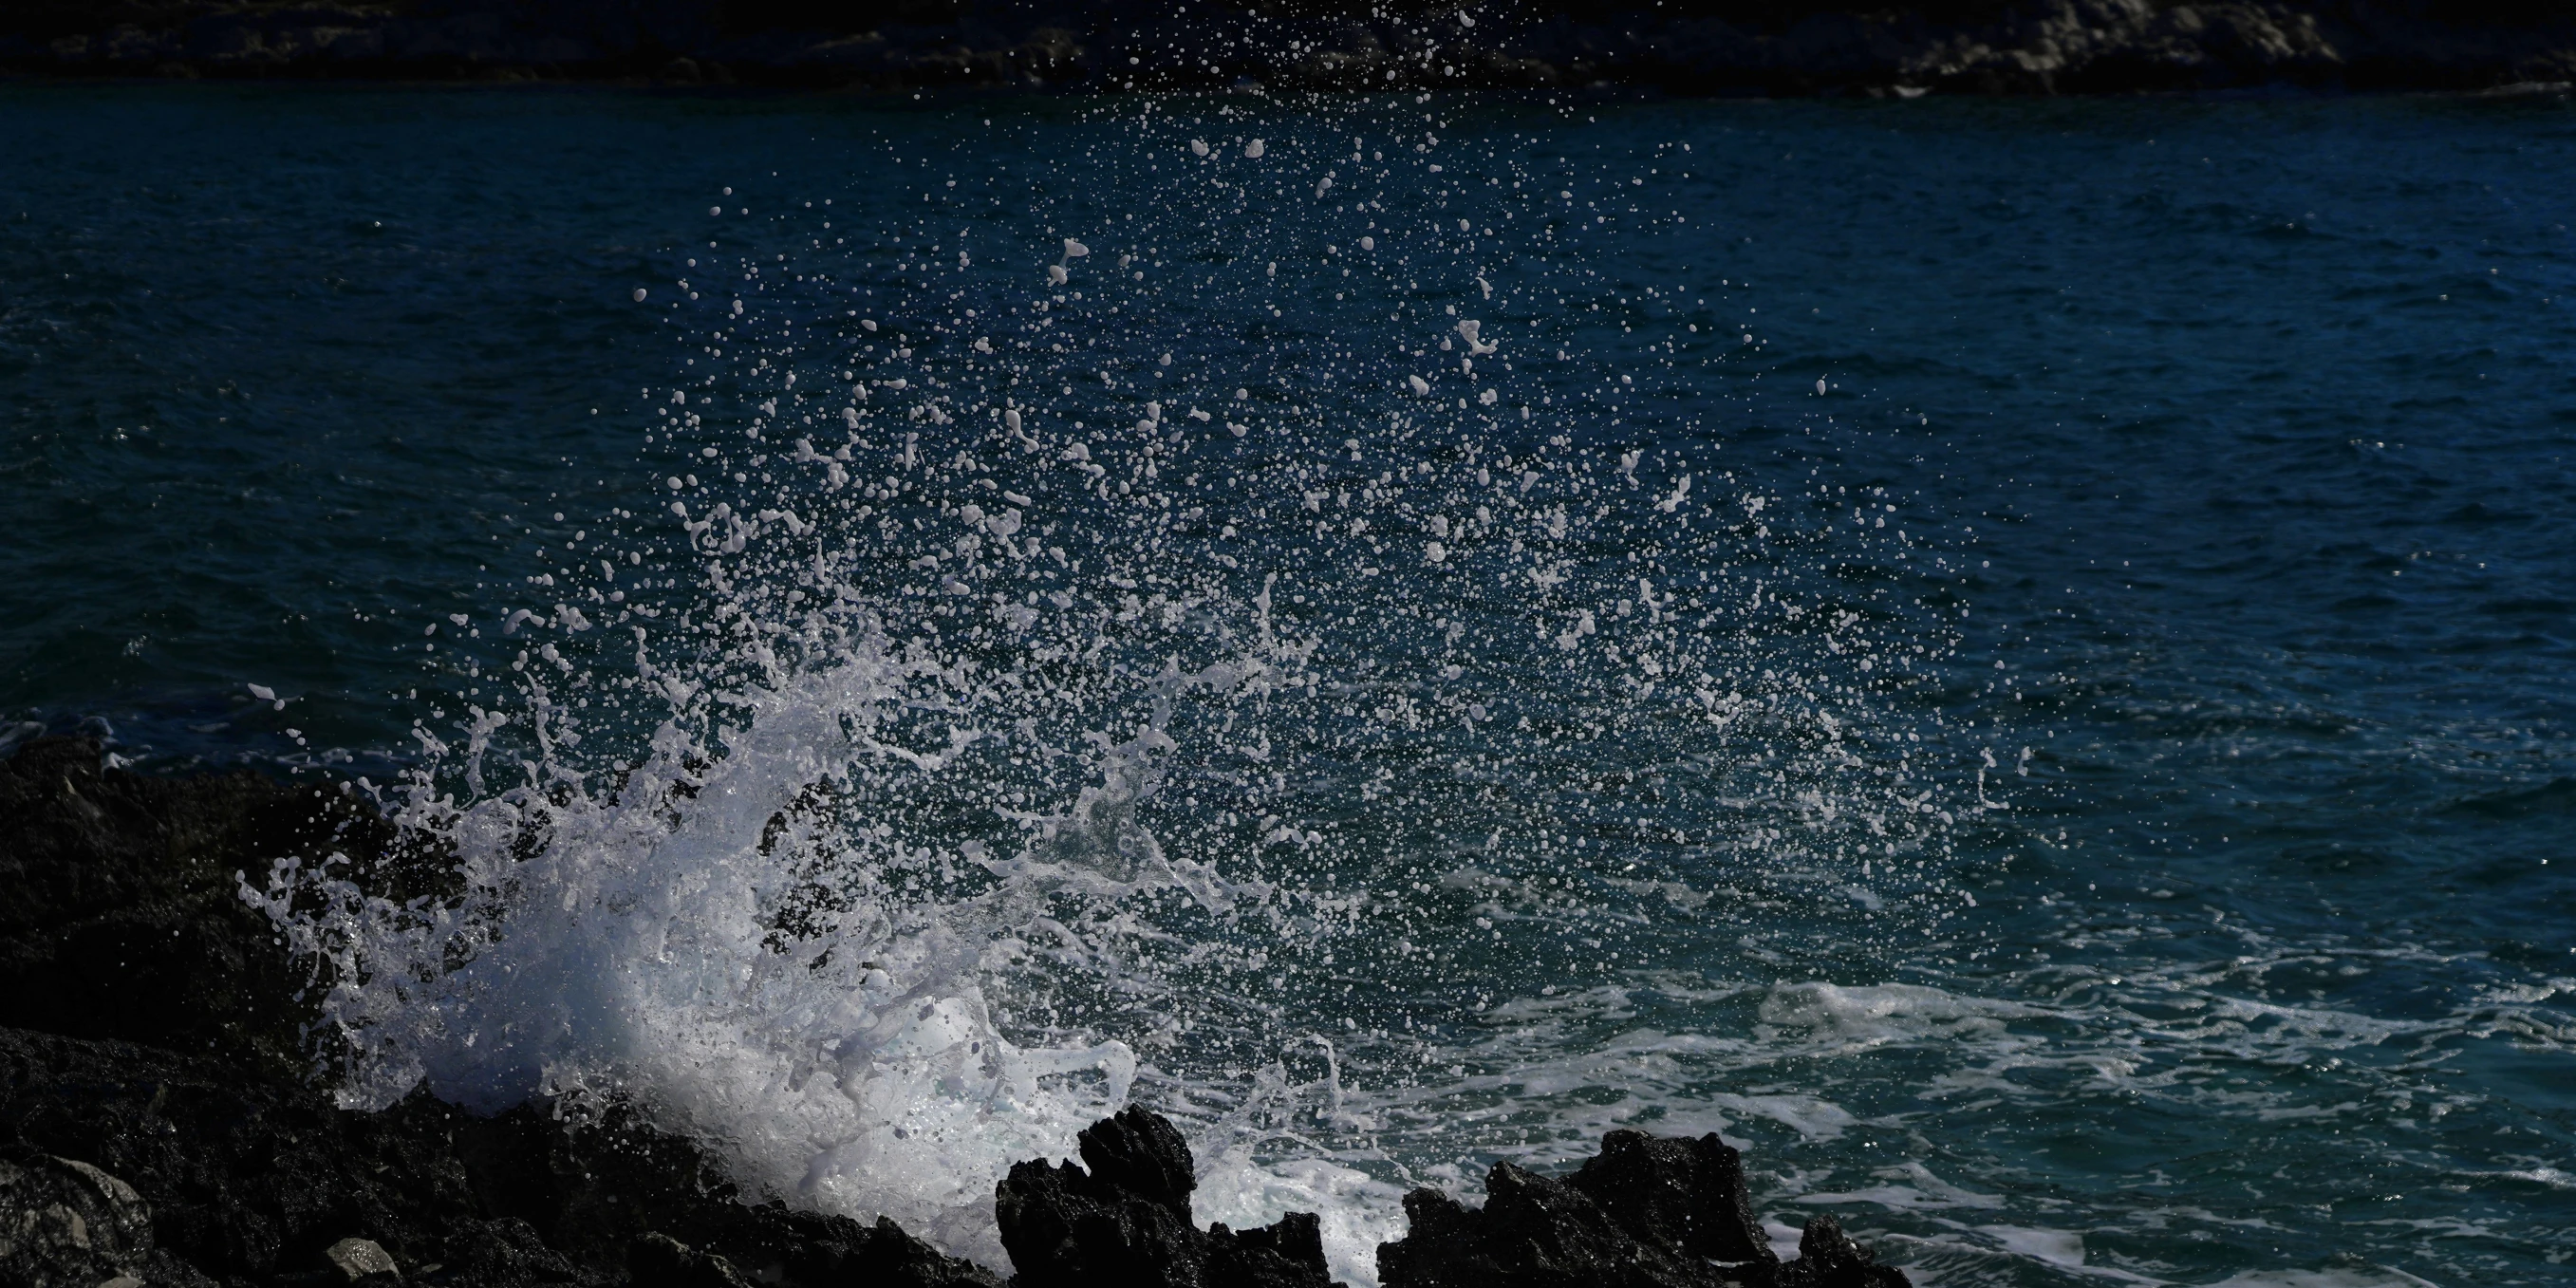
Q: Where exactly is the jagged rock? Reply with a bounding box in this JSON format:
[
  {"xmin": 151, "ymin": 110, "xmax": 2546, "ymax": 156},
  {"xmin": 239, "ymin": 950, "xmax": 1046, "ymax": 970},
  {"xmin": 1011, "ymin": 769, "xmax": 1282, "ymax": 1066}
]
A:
[
  {"xmin": 0, "ymin": 1147, "xmax": 218, "ymax": 1288},
  {"xmin": 1376, "ymin": 1129, "xmax": 1907, "ymax": 1288},
  {"xmin": 0, "ymin": 1022, "xmax": 1010, "ymax": 1287},
  {"xmin": 436, "ymin": 1216, "xmax": 583, "ymax": 1285},
  {"xmin": 1378, "ymin": 1161, "xmax": 1724, "ymax": 1288},
  {"xmin": 996, "ymin": 1106, "xmax": 1336, "ymax": 1288},
  {"xmin": 0, "ymin": 1149, "xmax": 154, "ymax": 1287},
  {"xmin": 0, "ymin": 705, "xmax": 1932, "ymax": 1288},
  {"xmin": 1775, "ymin": 1216, "xmax": 1908, "ymax": 1288},
  {"xmin": 1569, "ymin": 1129, "xmax": 1776, "ymax": 1270}
]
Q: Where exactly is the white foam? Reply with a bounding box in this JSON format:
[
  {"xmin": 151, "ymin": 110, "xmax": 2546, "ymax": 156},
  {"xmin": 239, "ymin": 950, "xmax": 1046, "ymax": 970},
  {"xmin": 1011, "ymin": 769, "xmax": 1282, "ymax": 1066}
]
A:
[
  {"xmin": 2205, "ymin": 1271, "xmax": 2438, "ymax": 1288},
  {"xmin": 1758, "ymin": 980, "xmax": 2038, "ymax": 1052},
  {"xmin": 1194, "ymin": 1148, "xmax": 1407, "ymax": 1283},
  {"xmin": 259, "ymin": 654, "xmax": 1208, "ymax": 1260},
  {"xmin": 1976, "ymin": 1224, "xmax": 2085, "ymax": 1268}
]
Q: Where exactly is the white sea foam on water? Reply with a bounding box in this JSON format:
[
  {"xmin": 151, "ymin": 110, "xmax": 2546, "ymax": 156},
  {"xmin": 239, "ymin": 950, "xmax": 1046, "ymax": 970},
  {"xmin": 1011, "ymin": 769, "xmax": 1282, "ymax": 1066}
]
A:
[{"xmin": 2204, "ymin": 1271, "xmax": 2439, "ymax": 1288}]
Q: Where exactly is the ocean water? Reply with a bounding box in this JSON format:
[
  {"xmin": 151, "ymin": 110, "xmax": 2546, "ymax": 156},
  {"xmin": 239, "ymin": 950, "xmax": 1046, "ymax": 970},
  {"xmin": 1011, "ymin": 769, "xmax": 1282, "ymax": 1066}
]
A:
[{"xmin": 5, "ymin": 84, "xmax": 2574, "ymax": 1287}]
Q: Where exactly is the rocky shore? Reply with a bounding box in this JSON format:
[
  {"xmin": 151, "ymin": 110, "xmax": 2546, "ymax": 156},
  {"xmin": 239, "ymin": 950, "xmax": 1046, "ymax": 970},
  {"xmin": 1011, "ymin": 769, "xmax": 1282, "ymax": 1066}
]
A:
[
  {"xmin": 3, "ymin": 0, "xmax": 2572, "ymax": 96},
  {"xmin": 0, "ymin": 734, "xmax": 1913, "ymax": 1286}
]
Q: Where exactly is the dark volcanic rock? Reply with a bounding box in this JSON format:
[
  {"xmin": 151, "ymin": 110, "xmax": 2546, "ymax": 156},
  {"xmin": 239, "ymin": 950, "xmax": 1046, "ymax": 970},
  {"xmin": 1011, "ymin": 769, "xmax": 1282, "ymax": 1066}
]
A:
[
  {"xmin": 0, "ymin": 1143, "xmax": 217, "ymax": 1288},
  {"xmin": 1568, "ymin": 1129, "xmax": 1775, "ymax": 1269},
  {"xmin": 1382, "ymin": 1166, "xmax": 1707, "ymax": 1288},
  {"xmin": 995, "ymin": 1105, "xmax": 1336, "ymax": 1288},
  {"xmin": 1774, "ymin": 1215, "xmax": 1907, "ymax": 1288},
  {"xmin": 628, "ymin": 1231, "xmax": 754, "ymax": 1288},
  {"xmin": 1379, "ymin": 1161, "xmax": 1724, "ymax": 1288},
  {"xmin": 0, "ymin": 1023, "xmax": 1005, "ymax": 1287},
  {"xmin": 1376, "ymin": 1127, "xmax": 1904, "ymax": 1288},
  {"xmin": 0, "ymin": 735, "xmax": 400, "ymax": 1076}
]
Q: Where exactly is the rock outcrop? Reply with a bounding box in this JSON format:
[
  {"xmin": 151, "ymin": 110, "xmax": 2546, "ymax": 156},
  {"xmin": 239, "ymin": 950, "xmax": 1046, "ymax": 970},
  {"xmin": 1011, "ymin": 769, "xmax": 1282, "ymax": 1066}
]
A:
[
  {"xmin": 1, "ymin": 0, "xmax": 2570, "ymax": 94},
  {"xmin": 1375, "ymin": 1127, "xmax": 1905, "ymax": 1288},
  {"xmin": 996, "ymin": 1105, "xmax": 1336, "ymax": 1288},
  {"xmin": 0, "ymin": 733, "xmax": 397, "ymax": 1076},
  {"xmin": 0, "ymin": 1023, "xmax": 1005, "ymax": 1287}
]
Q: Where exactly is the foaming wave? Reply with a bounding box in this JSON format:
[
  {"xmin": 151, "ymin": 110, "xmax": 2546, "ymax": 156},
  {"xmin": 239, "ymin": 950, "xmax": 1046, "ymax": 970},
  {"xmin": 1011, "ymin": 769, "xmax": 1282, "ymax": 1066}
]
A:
[{"xmin": 254, "ymin": 645, "xmax": 1227, "ymax": 1257}]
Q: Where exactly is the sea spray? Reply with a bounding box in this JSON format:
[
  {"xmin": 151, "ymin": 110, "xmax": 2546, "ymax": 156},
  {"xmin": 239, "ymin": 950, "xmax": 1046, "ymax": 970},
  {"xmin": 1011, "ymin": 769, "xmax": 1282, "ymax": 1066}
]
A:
[{"xmin": 255, "ymin": 95, "xmax": 1980, "ymax": 1284}]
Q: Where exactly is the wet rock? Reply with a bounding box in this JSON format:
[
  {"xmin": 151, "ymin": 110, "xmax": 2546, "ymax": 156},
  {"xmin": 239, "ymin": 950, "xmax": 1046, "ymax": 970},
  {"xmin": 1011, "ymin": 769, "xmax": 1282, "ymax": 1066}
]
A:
[
  {"xmin": 436, "ymin": 1216, "xmax": 583, "ymax": 1285},
  {"xmin": 327, "ymin": 1235, "xmax": 402, "ymax": 1282},
  {"xmin": 0, "ymin": 1022, "xmax": 1011, "ymax": 1287},
  {"xmin": 629, "ymin": 1231, "xmax": 751, "ymax": 1288},
  {"xmin": 1774, "ymin": 1216, "xmax": 1908, "ymax": 1288},
  {"xmin": 0, "ymin": 1147, "xmax": 216, "ymax": 1288},
  {"xmin": 0, "ymin": 1149, "xmax": 152, "ymax": 1287},
  {"xmin": 1568, "ymin": 1129, "xmax": 1776, "ymax": 1269},
  {"xmin": 996, "ymin": 1106, "xmax": 1336, "ymax": 1288},
  {"xmin": 1375, "ymin": 1129, "xmax": 1907, "ymax": 1288},
  {"xmin": 0, "ymin": 735, "xmax": 401, "ymax": 1076},
  {"xmin": 1377, "ymin": 1161, "xmax": 1723, "ymax": 1288}
]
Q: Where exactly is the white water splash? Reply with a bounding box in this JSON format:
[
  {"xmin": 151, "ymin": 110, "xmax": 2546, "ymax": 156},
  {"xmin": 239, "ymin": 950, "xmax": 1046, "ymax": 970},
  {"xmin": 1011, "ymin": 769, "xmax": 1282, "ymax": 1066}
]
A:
[{"xmin": 253, "ymin": 99, "xmax": 1982, "ymax": 1285}]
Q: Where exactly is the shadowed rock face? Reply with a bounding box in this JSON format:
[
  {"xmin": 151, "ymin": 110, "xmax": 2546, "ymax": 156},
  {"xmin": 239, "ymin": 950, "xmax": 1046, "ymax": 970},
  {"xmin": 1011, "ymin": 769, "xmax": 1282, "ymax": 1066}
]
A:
[
  {"xmin": 0, "ymin": 734, "xmax": 396, "ymax": 1075},
  {"xmin": 1569, "ymin": 1130, "xmax": 1774, "ymax": 1269},
  {"xmin": 0, "ymin": 0, "xmax": 2570, "ymax": 93},
  {"xmin": 0, "ymin": 1145, "xmax": 200, "ymax": 1288},
  {"xmin": 0, "ymin": 1023, "xmax": 1007, "ymax": 1288},
  {"xmin": 996, "ymin": 1105, "xmax": 1337, "ymax": 1288},
  {"xmin": 985, "ymin": 1102, "xmax": 1915, "ymax": 1288}
]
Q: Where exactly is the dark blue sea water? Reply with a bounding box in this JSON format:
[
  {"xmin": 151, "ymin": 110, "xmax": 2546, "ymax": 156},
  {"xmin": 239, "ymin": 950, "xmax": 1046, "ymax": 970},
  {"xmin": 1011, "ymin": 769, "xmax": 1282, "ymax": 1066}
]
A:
[{"xmin": 5, "ymin": 84, "xmax": 2573, "ymax": 1286}]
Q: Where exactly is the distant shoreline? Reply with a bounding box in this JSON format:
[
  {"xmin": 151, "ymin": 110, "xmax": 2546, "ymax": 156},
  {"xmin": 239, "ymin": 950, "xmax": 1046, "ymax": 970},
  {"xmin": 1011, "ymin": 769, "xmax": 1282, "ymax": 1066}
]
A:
[{"xmin": 7, "ymin": 1, "xmax": 2574, "ymax": 98}]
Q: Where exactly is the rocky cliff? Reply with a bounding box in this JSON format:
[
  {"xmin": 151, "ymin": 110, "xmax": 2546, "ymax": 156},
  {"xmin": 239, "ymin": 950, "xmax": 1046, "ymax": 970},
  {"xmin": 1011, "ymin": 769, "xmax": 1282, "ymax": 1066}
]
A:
[{"xmin": 3, "ymin": 0, "xmax": 2571, "ymax": 94}]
